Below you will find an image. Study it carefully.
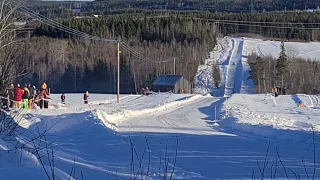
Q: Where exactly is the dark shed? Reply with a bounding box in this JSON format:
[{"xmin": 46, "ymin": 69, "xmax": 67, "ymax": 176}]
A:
[{"xmin": 152, "ymin": 75, "xmax": 191, "ymax": 93}]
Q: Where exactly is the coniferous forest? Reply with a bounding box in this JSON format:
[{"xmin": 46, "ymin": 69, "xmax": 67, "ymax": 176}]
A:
[{"xmin": 22, "ymin": 16, "xmax": 216, "ymax": 93}]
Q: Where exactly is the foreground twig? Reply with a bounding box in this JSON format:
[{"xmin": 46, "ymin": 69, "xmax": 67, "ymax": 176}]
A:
[{"xmin": 276, "ymin": 147, "xmax": 289, "ymax": 180}]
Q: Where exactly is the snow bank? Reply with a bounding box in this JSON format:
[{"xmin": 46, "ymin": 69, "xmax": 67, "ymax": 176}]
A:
[
  {"xmin": 94, "ymin": 95, "xmax": 202, "ymax": 129},
  {"xmin": 220, "ymin": 94, "xmax": 320, "ymax": 143}
]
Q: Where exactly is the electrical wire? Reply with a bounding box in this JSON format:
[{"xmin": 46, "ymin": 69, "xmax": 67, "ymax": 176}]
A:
[
  {"xmin": 7, "ymin": 0, "xmax": 176, "ymax": 63},
  {"xmin": 9, "ymin": 0, "xmax": 118, "ymax": 42},
  {"xmin": 120, "ymin": 43, "xmax": 174, "ymax": 63}
]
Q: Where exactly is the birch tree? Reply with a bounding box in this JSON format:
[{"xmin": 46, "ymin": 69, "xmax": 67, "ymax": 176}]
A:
[{"xmin": 0, "ymin": 0, "xmax": 27, "ymax": 93}]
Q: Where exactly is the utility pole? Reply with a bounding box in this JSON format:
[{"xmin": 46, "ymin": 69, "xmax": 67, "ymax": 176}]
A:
[
  {"xmin": 173, "ymin": 57, "xmax": 176, "ymax": 75},
  {"xmin": 117, "ymin": 40, "xmax": 120, "ymax": 103}
]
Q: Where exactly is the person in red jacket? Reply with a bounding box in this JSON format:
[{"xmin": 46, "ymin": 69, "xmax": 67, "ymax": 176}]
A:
[{"xmin": 15, "ymin": 84, "xmax": 24, "ymax": 109}]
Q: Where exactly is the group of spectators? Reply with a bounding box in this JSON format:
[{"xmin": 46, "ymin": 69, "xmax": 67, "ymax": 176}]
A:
[{"xmin": 1, "ymin": 82, "xmax": 50, "ymax": 110}]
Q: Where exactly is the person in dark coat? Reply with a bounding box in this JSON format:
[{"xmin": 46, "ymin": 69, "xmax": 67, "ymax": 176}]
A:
[
  {"xmin": 61, "ymin": 93, "xmax": 66, "ymax": 104},
  {"xmin": 282, "ymin": 87, "xmax": 286, "ymax": 95},
  {"xmin": 27, "ymin": 84, "xmax": 36, "ymax": 109},
  {"xmin": 84, "ymin": 91, "xmax": 89, "ymax": 104}
]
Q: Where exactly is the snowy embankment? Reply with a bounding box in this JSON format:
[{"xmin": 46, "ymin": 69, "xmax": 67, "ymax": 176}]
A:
[
  {"xmin": 246, "ymin": 38, "xmax": 320, "ymax": 60},
  {"xmin": 0, "ymin": 110, "xmax": 73, "ymax": 180},
  {"xmin": 94, "ymin": 94, "xmax": 202, "ymax": 130},
  {"xmin": 220, "ymin": 94, "xmax": 320, "ymax": 143},
  {"xmin": 193, "ymin": 37, "xmax": 233, "ymax": 96}
]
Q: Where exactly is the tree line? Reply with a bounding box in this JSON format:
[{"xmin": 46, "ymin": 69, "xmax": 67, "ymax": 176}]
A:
[
  {"xmin": 30, "ymin": 0, "xmax": 320, "ymax": 15},
  {"xmin": 20, "ymin": 16, "xmax": 217, "ymax": 93},
  {"xmin": 196, "ymin": 11, "xmax": 320, "ymax": 41}
]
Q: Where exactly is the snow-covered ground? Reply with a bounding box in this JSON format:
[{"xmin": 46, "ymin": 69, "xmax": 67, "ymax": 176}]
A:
[
  {"xmin": 245, "ymin": 38, "xmax": 320, "ymax": 60},
  {"xmin": 1, "ymin": 92, "xmax": 320, "ymax": 179},
  {"xmin": 221, "ymin": 94, "xmax": 320, "ymax": 142}
]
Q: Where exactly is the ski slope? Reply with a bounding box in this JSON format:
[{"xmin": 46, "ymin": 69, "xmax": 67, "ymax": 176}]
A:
[{"xmin": 2, "ymin": 93, "xmax": 320, "ymax": 179}]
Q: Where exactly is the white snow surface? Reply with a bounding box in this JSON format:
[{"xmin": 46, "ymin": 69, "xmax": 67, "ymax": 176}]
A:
[
  {"xmin": 221, "ymin": 94, "xmax": 320, "ymax": 142},
  {"xmin": 245, "ymin": 38, "xmax": 320, "ymax": 60},
  {"xmin": 0, "ymin": 92, "xmax": 318, "ymax": 179}
]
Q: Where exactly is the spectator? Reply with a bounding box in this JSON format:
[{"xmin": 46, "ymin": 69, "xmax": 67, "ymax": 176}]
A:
[
  {"xmin": 15, "ymin": 84, "xmax": 24, "ymax": 109},
  {"xmin": 84, "ymin": 91, "xmax": 89, "ymax": 104},
  {"xmin": 22, "ymin": 86, "xmax": 30, "ymax": 109},
  {"xmin": 38, "ymin": 86, "xmax": 50, "ymax": 109},
  {"xmin": 61, "ymin": 93, "xmax": 66, "ymax": 104}
]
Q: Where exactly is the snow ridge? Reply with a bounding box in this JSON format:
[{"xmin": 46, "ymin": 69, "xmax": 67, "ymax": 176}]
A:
[{"xmin": 94, "ymin": 95, "xmax": 202, "ymax": 129}]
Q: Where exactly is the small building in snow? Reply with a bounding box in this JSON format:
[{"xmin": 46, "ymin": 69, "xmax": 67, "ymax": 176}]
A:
[{"xmin": 152, "ymin": 75, "xmax": 191, "ymax": 93}]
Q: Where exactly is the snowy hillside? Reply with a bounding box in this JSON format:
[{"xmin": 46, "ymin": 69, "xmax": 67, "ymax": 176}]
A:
[{"xmin": 245, "ymin": 38, "xmax": 320, "ymax": 60}]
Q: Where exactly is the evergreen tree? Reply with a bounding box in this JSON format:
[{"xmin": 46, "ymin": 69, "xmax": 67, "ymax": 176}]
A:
[
  {"xmin": 275, "ymin": 41, "xmax": 288, "ymax": 87},
  {"xmin": 212, "ymin": 63, "xmax": 221, "ymax": 89}
]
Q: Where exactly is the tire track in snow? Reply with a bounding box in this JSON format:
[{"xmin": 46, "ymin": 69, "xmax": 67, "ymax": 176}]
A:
[
  {"xmin": 157, "ymin": 97, "xmax": 211, "ymax": 129},
  {"xmin": 117, "ymin": 97, "xmax": 227, "ymax": 135},
  {"xmin": 309, "ymin": 95, "xmax": 320, "ymax": 108}
]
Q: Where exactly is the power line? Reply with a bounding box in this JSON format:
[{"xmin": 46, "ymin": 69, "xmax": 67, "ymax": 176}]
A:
[
  {"xmin": 120, "ymin": 43, "xmax": 174, "ymax": 63},
  {"xmin": 9, "ymin": 0, "xmax": 176, "ymax": 64},
  {"xmin": 10, "ymin": 0, "xmax": 118, "ymax": 43}
]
